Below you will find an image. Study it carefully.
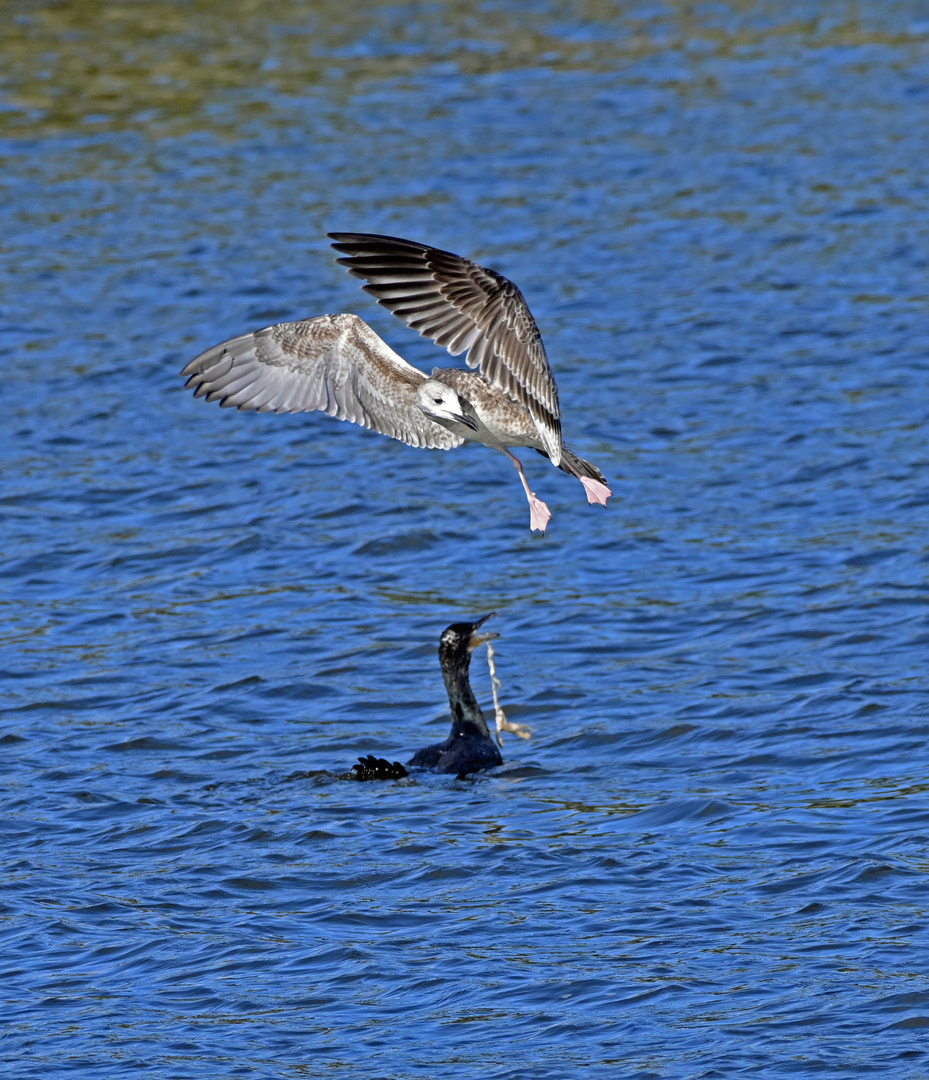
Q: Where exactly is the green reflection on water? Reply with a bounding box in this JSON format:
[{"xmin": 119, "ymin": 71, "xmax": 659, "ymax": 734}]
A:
[{"xmin": 3, "ymin": 0, "xmax": 926, "ymax": 139}]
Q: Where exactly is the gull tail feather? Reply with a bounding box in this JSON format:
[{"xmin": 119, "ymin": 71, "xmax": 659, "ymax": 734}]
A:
[{"xmin": 536, "ymin": 445, "xmax": 612, "ymax": 505}]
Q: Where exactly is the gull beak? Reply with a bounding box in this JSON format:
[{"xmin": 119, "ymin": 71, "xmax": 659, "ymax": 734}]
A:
[
  {"xmin": 458, "ymin": 412, "xmax": 478, "ymax": 431},
  {"xmin": 468, "ymin": 612, "xmax": 499, "ymax": 650}
]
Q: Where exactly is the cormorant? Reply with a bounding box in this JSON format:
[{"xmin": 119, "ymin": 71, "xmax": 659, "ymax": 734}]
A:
[
  {"xmin": 351, "ymin": 613, "xmax": 504, "ymax": 780},
  {"xmin": 408, "ymin": 612, "xmax": 504, "ymax": 776}
]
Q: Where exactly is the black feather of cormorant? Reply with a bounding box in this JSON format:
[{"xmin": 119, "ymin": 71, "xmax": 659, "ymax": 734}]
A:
[{"xmin": 352, "ymin": 755, "xmax": 408, "ymax": 781}]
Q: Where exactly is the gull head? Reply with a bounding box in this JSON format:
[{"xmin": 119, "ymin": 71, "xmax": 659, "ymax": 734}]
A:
[{"xmin": 417, "ymin": 379, "xmax": 478, "ymax": 431}]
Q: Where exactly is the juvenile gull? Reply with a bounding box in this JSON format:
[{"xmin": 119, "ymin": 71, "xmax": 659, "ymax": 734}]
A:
[{"xmin": 182, "ymin": 232, "xmax": 611, "ymax": 532}]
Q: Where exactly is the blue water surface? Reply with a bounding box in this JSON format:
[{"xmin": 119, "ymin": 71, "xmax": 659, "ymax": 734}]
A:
[{"xmin": 2, "ymin": 2, "xmax": 929, "ymax": 1077}]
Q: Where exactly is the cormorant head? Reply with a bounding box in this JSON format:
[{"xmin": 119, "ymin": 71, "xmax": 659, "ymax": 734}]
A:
[
  {"xmin": 439, "ymin": 612, "xmax": 498, "ymax": 665},
  {"xmin": 417, "ymin": 379, "xmax": 479, "ymax": 431}
]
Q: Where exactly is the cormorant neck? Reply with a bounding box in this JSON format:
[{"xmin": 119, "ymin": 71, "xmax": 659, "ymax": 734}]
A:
[{"xmin": 440, "ymin": 649, "xmax": 492, "ymax": 739}]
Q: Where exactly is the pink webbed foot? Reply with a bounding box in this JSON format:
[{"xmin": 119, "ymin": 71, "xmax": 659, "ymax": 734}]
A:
[
  {"xmin": 528, "ymin": 493, "xmax": 552, "ymax": 533},
  {"xmin": 579, "ymin": 476, "xmax": 612, "ymax": 507},
  {"xmin": 501, "ymin": 447, "xmax": 552, "ymax": 533}
]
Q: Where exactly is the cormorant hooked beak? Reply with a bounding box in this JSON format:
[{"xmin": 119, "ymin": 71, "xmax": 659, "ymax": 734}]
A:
[{"xmin": 468, "ymin": 611, "xmax": 499, "ymax": 651}]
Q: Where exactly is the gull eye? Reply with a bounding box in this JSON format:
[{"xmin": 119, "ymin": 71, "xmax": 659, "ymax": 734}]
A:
[{"xmin": 434, "ymin": 397, "xmax": 443, "ymax": 404}]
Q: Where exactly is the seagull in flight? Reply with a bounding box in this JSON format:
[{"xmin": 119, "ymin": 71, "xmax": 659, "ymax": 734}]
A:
[{"xmin": 182, "ymin": 232, "xmax": 611, "ymax": 532}]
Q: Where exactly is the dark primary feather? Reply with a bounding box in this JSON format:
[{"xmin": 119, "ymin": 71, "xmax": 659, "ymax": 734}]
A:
[{"xmin": 328, "ymin": 231, "xmax": 563, "ymax": 465}]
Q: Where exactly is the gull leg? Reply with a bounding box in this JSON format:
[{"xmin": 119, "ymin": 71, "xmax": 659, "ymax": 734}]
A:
[
  {"xmin": 558, "ymin": 446, "xmax": 613, "ymax": 507},
  {"xmin": 501, "ymin": 448, "xmax": 551, "ymax": 533},
  {"xmin": 578, "ymin": 476, "xmax": 613, "ymax": 506}
]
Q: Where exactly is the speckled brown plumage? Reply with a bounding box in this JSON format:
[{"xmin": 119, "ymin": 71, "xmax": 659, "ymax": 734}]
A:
[{"xmin": 181, "ymin": 232, "xmax": 611, "ymax": 532}]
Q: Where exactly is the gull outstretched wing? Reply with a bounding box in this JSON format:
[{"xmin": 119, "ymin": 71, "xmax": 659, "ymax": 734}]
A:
[
  {"xmin": 181, "ymin": 312, "xmax": 464, "ymax": 450},
  {"xmin": 329, "ymin": 232, "xmax": 562, "ymax": 465}
]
